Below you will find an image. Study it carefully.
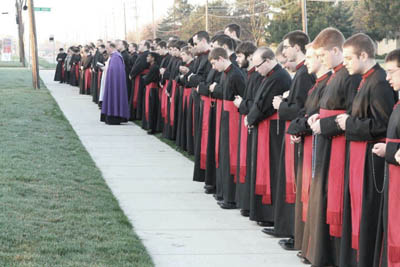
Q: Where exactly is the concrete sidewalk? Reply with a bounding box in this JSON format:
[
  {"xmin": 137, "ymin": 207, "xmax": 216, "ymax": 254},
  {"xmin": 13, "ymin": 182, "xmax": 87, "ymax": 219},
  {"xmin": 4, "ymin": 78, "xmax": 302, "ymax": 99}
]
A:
[{"xmin": 41, "ymin": 70, "xmax": 300, "ymax": 267}]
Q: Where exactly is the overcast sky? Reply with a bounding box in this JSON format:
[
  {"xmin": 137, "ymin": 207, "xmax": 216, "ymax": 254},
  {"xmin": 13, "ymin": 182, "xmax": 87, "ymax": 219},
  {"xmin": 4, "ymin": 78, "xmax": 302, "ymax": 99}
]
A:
[{"xmin": 0, "ymin": 0, "xmax": 207, "ymax": 44}]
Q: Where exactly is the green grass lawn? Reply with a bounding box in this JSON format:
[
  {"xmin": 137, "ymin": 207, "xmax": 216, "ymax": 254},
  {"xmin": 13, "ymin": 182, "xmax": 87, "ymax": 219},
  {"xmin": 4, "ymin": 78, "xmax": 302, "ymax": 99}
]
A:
[{"xmin": 0, "ymin": 68, "xmax": 154, "ymax": 266}]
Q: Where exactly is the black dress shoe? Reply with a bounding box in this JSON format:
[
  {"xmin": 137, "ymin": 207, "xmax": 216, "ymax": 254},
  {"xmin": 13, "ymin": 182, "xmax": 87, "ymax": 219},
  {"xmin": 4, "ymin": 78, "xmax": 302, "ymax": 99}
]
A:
[
  {"xmin": 301, "ymin": 257, "xmax": 311, "ymax": 264},
  {"xmin": 147, "ymin": 130, "xmax": 156, "ymax": 135},
  {"xmin": 219, "ymin": 202, "xmax": 237, "ymax": 209},
  {"xmin": 280, "ymin": 238, "xmax": 296, "ymax": 251},
  {"xmin": 257, "ymin": 221, "xmax": 274, "ymax": 227},
  {"xmin": 240, "ymin": 209, "xmax": 250, "ymax": 217},
  {"xmin": 205, "ymin": 188, "xmax": 216, "ymax": 194},
  {"xmin": 261, "ymin": 228, "xmax": 287, "ymax": 238},
  {"xmin": 213, "ymin": 194, "xmax": 223, "ymax": 201}
]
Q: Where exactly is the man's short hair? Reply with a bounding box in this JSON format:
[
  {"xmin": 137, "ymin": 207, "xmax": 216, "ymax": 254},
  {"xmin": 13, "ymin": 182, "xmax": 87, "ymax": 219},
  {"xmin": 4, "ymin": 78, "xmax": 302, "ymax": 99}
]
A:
[
  {"xmin": 275, "ymin": 42, "xmax": 284, "ymax": 57},
  {"xmin": 209, "ymin": 47, "xmax": 228, "ymax": 61},
  {"xmin": 194, "ymin": 31, "xmax": 210, "ymax": 43},
  {"xmin": 188, "ymin": 37, "xmax": 194, "ymax": 47},
  {"xmin": 181, "ymin": 46, "xmax": 193, "ymax": 57},
  {"xmin": 171, "ymin": 40, "xmax": 187, "ymax": 50},
  {"xmin": 59, "ymin": 48, "xmax": 64, "ymax": 52},
  {"xmin": 99, "ymin": 44, "xmax": 106, "ymax": 49},
  {"xmin": 256, "ymin": 46, "xmax": 275, "ymax": 61},
  {"xmin": 143, "ymin": 41, "xmax": 151, "ymax": 49},
  {"xmin": 343, "ymin": 33, "xmax": 376, "ymax": 58},
  {"xmin": 235, "ymin": 41, "xmax": 257, "ymax": 58},
  {"xmin": 154, "ymin": 38, "xmax": 162, "ymax": 44},
  {"xmin": 97, "ymin": 39, "xmax": 103, "ymax": 43},
  {"xmin": 213, "ymin": 34, "xmax": 235, "ymax": 51},
  {"xmin": 109, "ymin": 42, "xmax": 116, "ymax": 49},
  {"xmin": 130, "ymin": 43, "xmax": 138, "ymax": 50},
  {"xmin": 385, "ymin": 49, "xmax": 400, "ymax": 67},
  {"xmin": 122, "ymin": 40, "xmax": 128, "ymax": 50},
  {"xmin": 157, "ymin": 41, "xmax": 167, "ymax": 49},
  {"xmin": 313, "ymin": 27, "xmax": 345, "ymax": 52},
  {"xmin": 225, "ymin": 23, "xmax": 241, "ymax": 38},
  {"xmin": 283, "ymin": 30, "xmax": 309, "ymax": 54}
]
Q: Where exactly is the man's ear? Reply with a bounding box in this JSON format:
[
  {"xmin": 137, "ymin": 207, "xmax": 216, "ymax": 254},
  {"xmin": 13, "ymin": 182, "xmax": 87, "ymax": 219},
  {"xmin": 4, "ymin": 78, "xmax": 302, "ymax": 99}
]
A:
[{"xmin": 360, "ymin": 51, "xmax": 369, "ymax": 62}]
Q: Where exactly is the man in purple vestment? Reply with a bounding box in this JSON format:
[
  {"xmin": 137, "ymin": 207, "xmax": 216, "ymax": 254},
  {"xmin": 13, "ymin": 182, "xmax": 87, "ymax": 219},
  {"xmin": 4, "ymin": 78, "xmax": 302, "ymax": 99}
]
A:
[{"xmin": 100, "ymin": 42, "xmax": 130, "ymax": 125}]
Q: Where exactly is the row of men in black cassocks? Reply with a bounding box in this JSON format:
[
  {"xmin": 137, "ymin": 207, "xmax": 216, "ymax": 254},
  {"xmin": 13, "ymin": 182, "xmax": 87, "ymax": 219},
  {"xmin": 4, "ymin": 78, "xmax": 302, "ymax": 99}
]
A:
[
  {"xmin": 123, "ymin": 26, "xmax": 400, "ymax": 267},
  {"xmin": 61, "ymin": 25, "xmax": 400, "ymax": 267}
]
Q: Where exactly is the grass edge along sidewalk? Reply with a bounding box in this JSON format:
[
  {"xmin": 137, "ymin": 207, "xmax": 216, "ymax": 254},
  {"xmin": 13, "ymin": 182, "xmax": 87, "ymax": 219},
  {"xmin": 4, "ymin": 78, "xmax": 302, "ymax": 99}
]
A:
[{"xmin": 0, "ymin": 68, "xmax": 153, "ymax": 266}]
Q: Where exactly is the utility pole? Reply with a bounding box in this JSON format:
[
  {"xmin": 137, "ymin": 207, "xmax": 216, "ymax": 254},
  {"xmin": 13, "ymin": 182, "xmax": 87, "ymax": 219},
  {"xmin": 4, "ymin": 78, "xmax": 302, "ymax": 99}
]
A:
[
  {"xmin": 28, "ymin": 0, "xmax": 40, "ymax": 89},
  {"xmin": 15, "ymin": 0, "xmax": 26, "ymax": 67},
  {"xmin": 301, "ymin": 0, "xmax": 308, "ymax": 35},
  {"xmin": 123, "ymin": 1, "xmax": 127, "ymax": 40},
  {"xmin": 205, "ymin": 0, "xmax": 208, "ymax": 32},
  {"xmin": 152, "ymin": 0, "xmax": 156, "ymax": 39},
  {"xmin": 134, "ymin": 0, "xmax": 139, "ymax": 42}
]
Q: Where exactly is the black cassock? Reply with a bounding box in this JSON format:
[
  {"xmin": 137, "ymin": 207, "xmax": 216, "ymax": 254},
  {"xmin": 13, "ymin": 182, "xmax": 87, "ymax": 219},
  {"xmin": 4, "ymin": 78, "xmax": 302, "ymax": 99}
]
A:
[
  {"xmin": 175, "ymin": 60, "xmax": 196, "ymax": 151},
  {"xmin": 143, "ymin": 63, "xmax": 161, "ymax": 132},
  {"xmin": 79, "ymin": 55, "xmax": 92, "ymax": 95},
  {"xmin": 156, "ymin": 54, "xmax": 172, "ymax": 132},
  {"xmin": 129, "ymin": 51, "xmax": 150, "ymax": 121},
  {"xmin": 339, "ymin": 64, "xmax": 395, "ymax": 267},
  {"xmin": 91, "ymin": 51, "xmax": 105, "ymax": 104},
  {"xmin": 69, "ymin": 53, "xmax": 81, "ymax": 87},
  {"xmin": 192, "ymin": 69, "xmax": 221, "ymax": 187},
  {"xmin": 375, "ymin": 99, "xmax": 400, "ymax": 267},
  {"xmin": 186, "ymin": 52, "xmax": 212, "ymax": 155},
  {"xmin": 234, "ymin": 67, "xmax": 263, "ymax": 212},
  {"xmin": 275, "ymin": 61, "xmax": 315, "ymax": 237},
  {"xmin": 164, "ymin": 57, "xmax": 183, "ymax": 139},
  {"xmin": 54, "ymin": 52, "xmax": 67, "ymax": 82},
  {"xmin": 161, "ymin": 56, "xmax": 178, "ymax": 138},
  {"xmin": 121, "ymin": 49, "xmax": 131, "ymax": 100},
  {"xmin": 247, "ymin": 64, "xmax": 291, "ymax": 223},
  {"xmin": 299, "ymin": 64, "xmax": 359, "ymax": 266},
  {"xmin": 287, "ymin": 71, "xmax": 331, "ymax": 253},
  {"xmin": 212, "ymin": 64, "xmax": 245, "ymax": 205}
]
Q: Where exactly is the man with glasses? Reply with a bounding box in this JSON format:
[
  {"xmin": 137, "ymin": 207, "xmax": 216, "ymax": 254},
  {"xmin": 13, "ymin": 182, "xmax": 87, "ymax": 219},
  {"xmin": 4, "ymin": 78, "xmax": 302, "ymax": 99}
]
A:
[{"xmin": 244, "ymin": 46, "xmax": 291, "ymax": 230}]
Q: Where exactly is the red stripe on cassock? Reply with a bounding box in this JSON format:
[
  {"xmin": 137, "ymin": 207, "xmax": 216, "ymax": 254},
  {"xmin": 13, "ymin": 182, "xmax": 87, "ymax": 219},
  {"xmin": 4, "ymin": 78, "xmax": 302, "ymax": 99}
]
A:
[
  {"xmin": 386, "ymin": 138, "xmax": 400, "ymax": 265},
  {"xmin": 161, "ymin": 80, "xmax": 169, "ymax": 122},
  {"xmin": 97, "ymin": 70, "xmax": 102, "ymax": 96},
  {"xmin": 132, "ymin": 69, "xmax": 150, "ymax": 109},
  {"xmin": 215, "ymin": 99, "xmax": 223, "ymax": 168},
  {"xmin": 238, "ymin": 115, "xmax": 248, "ymax": 183},
  {"xmin": 255, "ymin": 113, "xmax": 278, "ymax": 204},
  {"xmin": 200, "ymin": 96, "xmax": 212, "ymax": 170},
  {"xmin": 182, "ymin": 88, "xmax": 191, "ymax": 110},
  {"xmin": 223, "ymin": 100, "xmax": 240, "ymax": 181},
  {"xmin": 75, "ymin": 65, "xmax": 79, "ymax": 80},
  {"xmin": 84, "ymin": 69, "xmax": 92, "ymax": 93},
  {"xmin": 169, "ymin": 80, "xmax": 178, "ymax": 126},
  {"xmin": 319, "ymin": 109, "xmax": 346, "ymax": 237},
  {"xmin": 301, "ymin": 135, "xmax": 312, "ymax": 222},
  {"xmin": 285, "ymin": 121, "xmax": 296, "ymax": 203},
  {"xmin": 145, "ymin": 82, "xmax": 158, "ymax": 122},
  {"xmin": 61, "ymin": 64, "xmax": 65, "ymax": 79},
  {"xmin": 349, "ymin": 138, "xmax": 385, "ymax": 250}
]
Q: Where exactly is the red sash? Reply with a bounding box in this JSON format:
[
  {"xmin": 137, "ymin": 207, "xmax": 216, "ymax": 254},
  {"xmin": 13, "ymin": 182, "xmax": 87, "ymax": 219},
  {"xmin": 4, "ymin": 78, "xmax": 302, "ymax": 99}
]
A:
[
  {"xmin": 200, "ymin": 96, "xmax": 213, "ymax": 169},
  {"xmin": 285, "ymin": 121, "xmax": 296, "ymax": 203},
  {"xmin": 182, "ymin": 88, "xmax": 191, "ymax": 110},
  {"xmin": 161, "ymin": 80, "xmax": 169, "ymax": 121},
  {"xmin": 145, "ymin": 82, "xmax": 158, "ymax": 121},
  {"xmin": 61, "ymin": 64, "xmax": 65, "ymax": 79},
  {"xmin": 75, "ymin": 64, "xmax": 79, "ymax": 80},
  {"xmin": 223, "ymin": 100, "xmax": 240, "ymax": 180},
  {"xmin": 238, "ymin": 115, "xmax": 248, "ymax": 183},
  {"xmin": 169, "ymin": 80, "xmax": 178, "ymax": 126},
  {"xmin": 97, "ymin": 70, "xmax": 103, "ymax": 96},
  {"xmin": 133, "ymin": 69, "xmax": 150, "ymax": 109},
  {"xmin": 255, "ymin": 113, "xmax": 278, "ymax": 204},
  {"xmin": 84, "ymin": 69, "xmax": 92, "ymax": 92},
  {"xmin": 215, "ymin": 99, "xmax": 223, "ymax": 168},
  {"xmin": 387, "ymin": 138, "xmax": 400, "ymax": 265},
  {"xmin": 301, "ymin": 134, "xmax": 312, "ymax": 221},
  {"xmin": 349, "ymin": 138, "xmax": 385, "ymax": 250},
  {"xmin": 319, "ymin": 109, "xmax": 347, "ymax": 237}
]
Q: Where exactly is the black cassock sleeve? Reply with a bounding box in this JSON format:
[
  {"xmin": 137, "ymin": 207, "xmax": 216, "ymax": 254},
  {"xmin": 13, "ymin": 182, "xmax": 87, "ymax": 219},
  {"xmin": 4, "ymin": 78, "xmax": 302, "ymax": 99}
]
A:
[
  {"xmin": 386, "ymin": 143, "xmax": 400, "ymax": 166},
  {"xmin": 346, "ymin": 81, "xmax": 395, "ymax": 141},
  {"xmin": 320, "ymin": 76, "xmax": 360, "ymax": 138},
  {"xmin": 278, "ymin": 73, "xmax": 314, "ymax": 121},
  {"xmin": 129, "ymin": 54, "xmax": 149, "ymax": 78},
  {"xmin": 247, "ymin": 79, "xmax": 282, "ymax": 126},
  {"xmin": 143, "ymin": 65, "xmax": 160, "ymax": 85},
  {"xmin": 187, "ymin": 59, "xmax": 212, "ymax": 88}
]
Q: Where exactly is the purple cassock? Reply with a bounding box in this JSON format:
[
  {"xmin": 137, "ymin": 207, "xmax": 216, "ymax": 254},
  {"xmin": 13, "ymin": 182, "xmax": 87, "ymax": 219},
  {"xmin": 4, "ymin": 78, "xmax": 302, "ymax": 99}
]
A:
[{"xmin": 101, "ymin": 51, "xmax": 130, "ymax": 124}]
